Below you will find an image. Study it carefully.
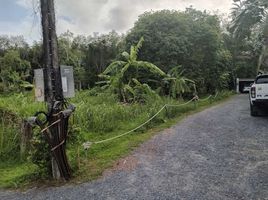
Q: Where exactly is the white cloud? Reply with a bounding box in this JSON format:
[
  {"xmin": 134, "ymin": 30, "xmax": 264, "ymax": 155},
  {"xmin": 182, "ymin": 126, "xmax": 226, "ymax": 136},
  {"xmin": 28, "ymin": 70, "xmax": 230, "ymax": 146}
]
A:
[
  {"xmin": 15, "ymin": 0, "xmax": 33, "ymax": 8},
  {"xmin": 3, "ymin": 0, "xmax": 233, "ymax": 42},
  {"xmin": 54, "ymin": 0, "xmax": 233, "ymax": 35}
]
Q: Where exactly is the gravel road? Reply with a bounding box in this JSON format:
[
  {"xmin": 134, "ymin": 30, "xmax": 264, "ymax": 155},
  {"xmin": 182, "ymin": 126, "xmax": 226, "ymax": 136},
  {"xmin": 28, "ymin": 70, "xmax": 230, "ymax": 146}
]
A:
[{"xmin": 1, "ymin": 94, "xmax": 268, "ymax": 200}]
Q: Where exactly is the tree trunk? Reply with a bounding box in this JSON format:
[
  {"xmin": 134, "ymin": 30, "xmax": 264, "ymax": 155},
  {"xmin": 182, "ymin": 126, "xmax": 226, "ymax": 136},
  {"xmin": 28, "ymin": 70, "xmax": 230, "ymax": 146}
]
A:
[
  {"xmin": 257, "ymin": 16, "xmax": 268, "ymax": 73},
  {"xmin": 263, "ymin": 16, "xmax": 268, "ymax": 69}
]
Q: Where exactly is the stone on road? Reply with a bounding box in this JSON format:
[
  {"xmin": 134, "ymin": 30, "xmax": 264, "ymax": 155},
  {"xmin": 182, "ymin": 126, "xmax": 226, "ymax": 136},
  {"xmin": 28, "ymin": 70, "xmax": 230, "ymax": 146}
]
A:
[{"xmin": 1, "ymin": 94, "xmax": 268, "ymax": 200}]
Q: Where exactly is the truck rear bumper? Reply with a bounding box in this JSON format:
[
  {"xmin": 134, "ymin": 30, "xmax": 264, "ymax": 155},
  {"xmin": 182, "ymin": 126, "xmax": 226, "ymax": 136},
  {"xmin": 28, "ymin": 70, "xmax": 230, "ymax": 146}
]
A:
[{"xmin": 252, "ymin": 99, "xmax": 268, "ymax": 106}]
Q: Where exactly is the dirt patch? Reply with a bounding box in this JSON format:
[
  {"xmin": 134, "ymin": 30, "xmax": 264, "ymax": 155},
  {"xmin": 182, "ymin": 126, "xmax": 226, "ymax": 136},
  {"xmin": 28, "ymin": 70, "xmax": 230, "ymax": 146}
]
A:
[
  {"xmin": 137, "ymin": 140, "xmax": 159, "ymax": 160},
  {"xmin": 162, "ymin": 127, "xmax": 176, "ymax": 135},
  {"xmin": 103, "ymin": 155, "xmax": 139, "ymax": 177},
  {"xmin": 137, "ymin": 128, "xmax": 175, "ymax": 158}
]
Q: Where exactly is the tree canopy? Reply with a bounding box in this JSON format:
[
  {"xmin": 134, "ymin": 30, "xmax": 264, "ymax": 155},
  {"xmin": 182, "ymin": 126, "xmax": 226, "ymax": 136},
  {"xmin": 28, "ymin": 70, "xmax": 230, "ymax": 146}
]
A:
[
  {"xmin": 125, "ymin": 8, "xmax": 232, "ymax": 93},
  {"xmin": 230, "ymin": 0, "xmax": 268, "ymax": 73},
  {"xmin": 0, "ymin": 5, "xmax": 265, "ymax": 95}
]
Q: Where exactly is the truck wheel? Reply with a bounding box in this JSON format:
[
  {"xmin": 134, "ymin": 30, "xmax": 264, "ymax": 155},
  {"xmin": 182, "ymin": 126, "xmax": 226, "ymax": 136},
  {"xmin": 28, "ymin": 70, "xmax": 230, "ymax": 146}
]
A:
[{"xmin": 250, "ymin": 104, "xmax": 258, "ymax": 117}]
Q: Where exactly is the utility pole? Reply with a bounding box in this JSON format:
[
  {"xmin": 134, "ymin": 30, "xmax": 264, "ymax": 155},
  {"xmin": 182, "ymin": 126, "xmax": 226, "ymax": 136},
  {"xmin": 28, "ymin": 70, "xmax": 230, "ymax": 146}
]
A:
[{"xmin": 40, "ymin": 0, "xmax": 71, "ymax": 180}]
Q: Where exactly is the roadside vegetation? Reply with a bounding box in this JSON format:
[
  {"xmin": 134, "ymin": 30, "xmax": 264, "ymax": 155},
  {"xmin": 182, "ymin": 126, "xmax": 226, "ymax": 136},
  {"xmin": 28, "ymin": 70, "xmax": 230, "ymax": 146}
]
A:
[
  {"xmin": 0, "ymin": 0, "xmax": 267, "ymax": 188},
  {"xmin": 0, "ymin": 89, "xmax": 233, "ymax": 188}
]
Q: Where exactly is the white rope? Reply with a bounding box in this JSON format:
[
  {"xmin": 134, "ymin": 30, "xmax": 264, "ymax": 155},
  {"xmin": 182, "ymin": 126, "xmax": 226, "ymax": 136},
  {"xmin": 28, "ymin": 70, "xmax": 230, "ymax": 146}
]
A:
[
  {"xmin": 213, "ymin": 92, "xmax": 219, "ymax": 99},
  {"xmin": 94, "ymin": 105, "xmax": 167, "ymax": 144},
  {"xmin": 165, "ymin": 98, "xmax": 195, "ymax": 107},
  {"xmin": 87, "ymin": 97, "xmax": 196, "ymax": 145},
  {"xmin": 198, "ymin": 95, "xmax": 212, "ymax": 102},
  {"xmin": 83, "ymin": 92, "xmax": 219, "ymax": 147}
]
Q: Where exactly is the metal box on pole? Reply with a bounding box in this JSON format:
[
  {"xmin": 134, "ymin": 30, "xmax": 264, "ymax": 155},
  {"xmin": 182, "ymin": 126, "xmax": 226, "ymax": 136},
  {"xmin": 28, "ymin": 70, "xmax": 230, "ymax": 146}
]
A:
[
  {"xmin": 60, "ymin": 65, "xmax": 75, "ymax": 98},
  {"xmin": 34, "ymin": 69, "xmax": 45, "ymax": 102},
  {"xmin": 34, "ymin": 66, "xmax": 75, "ymax": 102}
]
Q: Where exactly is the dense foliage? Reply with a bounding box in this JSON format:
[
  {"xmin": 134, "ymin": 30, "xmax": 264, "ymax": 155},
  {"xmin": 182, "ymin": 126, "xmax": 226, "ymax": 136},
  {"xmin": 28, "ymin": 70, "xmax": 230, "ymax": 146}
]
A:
[
  {"xmin": 229, "ymin": 0, "xmax": 268, "ymax": 74},
  {"xmin": 125, "ymin": 9, "xmax": 232, "ymax": 93}
]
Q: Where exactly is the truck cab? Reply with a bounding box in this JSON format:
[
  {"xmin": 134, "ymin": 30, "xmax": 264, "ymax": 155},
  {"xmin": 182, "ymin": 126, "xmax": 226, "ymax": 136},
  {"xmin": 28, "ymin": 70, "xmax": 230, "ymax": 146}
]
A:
[{"xmin": 249, "ymin": 74, "xmax": 268, "ymax": 116}]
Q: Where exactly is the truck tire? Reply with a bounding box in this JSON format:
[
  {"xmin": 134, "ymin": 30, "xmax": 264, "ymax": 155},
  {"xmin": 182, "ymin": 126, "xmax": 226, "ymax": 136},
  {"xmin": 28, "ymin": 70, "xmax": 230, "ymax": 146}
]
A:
[{"xmin": 250, "ymin": 104, "xmax": 258, "ymax": 117}]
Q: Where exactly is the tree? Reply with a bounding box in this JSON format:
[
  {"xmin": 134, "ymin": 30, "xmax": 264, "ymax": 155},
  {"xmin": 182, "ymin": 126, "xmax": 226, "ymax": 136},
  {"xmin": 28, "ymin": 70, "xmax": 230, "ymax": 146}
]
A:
[
  {"xmin": 125, "ymin": 10, "xmax": 192, "ymax": 71},
  {"xmin": 58, "ymin": 31, "xmax": 87, "ymax": 89},
  {"xmin": 125, "ymin": 9, "xmax": 231, "ymax": 93},
  {"xmin": 0, "ymin": 50, "xmax": 31, "ymax": 92},
  {"xmin": 99, "ymin": 37, "xmax": 166, "ymax": 102},
  {"xmin": 0, "ymin": 35, "xmax": 28, "ymax": 53},
  {"xmin": 84, "ymin": 31, "xmax": 123, "ymax": 87},
  {"xmin": 230, "ymin": 0, "xmax": 268, "ymax": 73},
  {"xmin": 230, "ymin": 0, "xmax": 267, "ymax": 40}
]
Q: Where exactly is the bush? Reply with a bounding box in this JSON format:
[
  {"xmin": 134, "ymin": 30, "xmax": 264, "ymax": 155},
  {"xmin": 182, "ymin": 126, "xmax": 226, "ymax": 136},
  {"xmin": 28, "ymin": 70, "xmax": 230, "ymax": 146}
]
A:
[{"xmin": 28, "ymin": 131, "xmax": 51, "ymax": 177}]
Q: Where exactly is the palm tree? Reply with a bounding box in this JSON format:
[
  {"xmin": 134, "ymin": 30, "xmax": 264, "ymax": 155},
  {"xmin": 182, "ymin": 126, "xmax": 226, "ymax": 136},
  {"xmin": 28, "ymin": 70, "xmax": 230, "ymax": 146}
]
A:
[
  {"xmin": 98, "ymin": 37, "xmax": 166, "ymax": 102},
  {"xmin": 230, "ymin": 0, "xmax": 268, "ymax": 73}
]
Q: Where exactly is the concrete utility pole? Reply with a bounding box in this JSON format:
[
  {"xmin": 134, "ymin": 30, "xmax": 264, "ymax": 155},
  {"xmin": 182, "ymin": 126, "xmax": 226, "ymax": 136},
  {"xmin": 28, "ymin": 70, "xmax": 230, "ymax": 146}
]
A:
[
  {"xmin": 40, "ymin": 0, "xmax": 62, "ymax": 104},
  {"xmin": 40, "ymin": 0, "xmax": 71, "ymax": 180}
]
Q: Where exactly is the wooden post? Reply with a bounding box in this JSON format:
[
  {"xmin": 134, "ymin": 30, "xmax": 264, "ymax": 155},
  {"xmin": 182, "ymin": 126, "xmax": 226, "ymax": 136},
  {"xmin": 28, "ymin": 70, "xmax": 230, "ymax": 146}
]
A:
[{"xmin": 20, "ymin": 120, "xmax": 33, "ymax": 160}]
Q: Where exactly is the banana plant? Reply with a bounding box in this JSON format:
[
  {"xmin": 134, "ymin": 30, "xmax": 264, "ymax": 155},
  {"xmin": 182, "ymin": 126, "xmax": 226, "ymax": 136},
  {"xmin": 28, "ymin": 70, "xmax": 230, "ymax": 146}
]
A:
[
  {"xmin": 164, "ymin": 66, "xmax": 196, "ymax": 99},
  {"xmin": 98, "ymin": 37, "xmax": 166, "ymax": 102}
]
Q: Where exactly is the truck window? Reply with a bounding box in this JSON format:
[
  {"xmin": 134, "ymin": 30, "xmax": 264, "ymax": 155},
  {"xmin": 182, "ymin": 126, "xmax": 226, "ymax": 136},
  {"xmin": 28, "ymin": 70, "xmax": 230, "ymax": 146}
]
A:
[{"xmin": 256, "ymin": 76, "xmax": 268, "ymax": 84}]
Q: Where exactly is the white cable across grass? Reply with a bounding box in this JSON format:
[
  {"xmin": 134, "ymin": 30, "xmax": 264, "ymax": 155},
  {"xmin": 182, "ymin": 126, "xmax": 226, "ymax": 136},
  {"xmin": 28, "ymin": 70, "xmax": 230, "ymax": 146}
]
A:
[{"xmin": 82, "ymin": 92, "xmax": 219, "ymax": 147}]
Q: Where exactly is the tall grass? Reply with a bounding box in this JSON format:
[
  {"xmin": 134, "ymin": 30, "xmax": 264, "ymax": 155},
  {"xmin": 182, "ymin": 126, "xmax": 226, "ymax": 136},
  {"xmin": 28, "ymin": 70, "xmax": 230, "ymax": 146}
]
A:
[
  {"xmin": 0, "ymin": 90, "xmax": 232, "ymax": 160},
  {"xmin": 72, "ymin": 91, "xmax": 167, "ymax": 139},
  {"xmin": 0, "ymin": 89, "xmax": 233, "ymax": 188},
  {"xmin": 0, "ymin": 93, "xmax": 45, "ymax": 161},
  {"xmin": 0, "ymin": 109, "xmax": 20, "ymax": 160}
]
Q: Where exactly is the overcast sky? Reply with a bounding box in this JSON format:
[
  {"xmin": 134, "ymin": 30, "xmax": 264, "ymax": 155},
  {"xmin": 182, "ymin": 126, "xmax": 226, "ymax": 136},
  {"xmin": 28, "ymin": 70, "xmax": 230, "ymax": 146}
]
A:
[{"xmin": 0, "ymin": 0, "xmax": 233, "ymax": 43}]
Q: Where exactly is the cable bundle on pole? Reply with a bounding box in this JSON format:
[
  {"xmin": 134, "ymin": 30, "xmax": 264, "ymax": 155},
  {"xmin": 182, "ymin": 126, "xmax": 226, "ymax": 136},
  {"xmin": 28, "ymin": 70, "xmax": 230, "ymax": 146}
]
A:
[{"xmin": 47, "ymin": 102, "xmax": 71, "ymax": 180}]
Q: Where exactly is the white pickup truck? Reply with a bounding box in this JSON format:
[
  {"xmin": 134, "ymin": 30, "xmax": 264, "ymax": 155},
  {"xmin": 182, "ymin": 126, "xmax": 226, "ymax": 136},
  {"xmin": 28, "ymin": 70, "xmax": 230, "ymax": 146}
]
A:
[{"xmin": 249, "ymin": 74, "xmax": 268, "ymax": 116}]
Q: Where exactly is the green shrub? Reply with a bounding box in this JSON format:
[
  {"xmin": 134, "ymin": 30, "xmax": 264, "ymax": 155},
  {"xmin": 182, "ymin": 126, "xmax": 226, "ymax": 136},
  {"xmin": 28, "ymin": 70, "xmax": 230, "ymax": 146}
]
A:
[{"xmin": 28, "ymin": 130, "xmax": 51, "ymax": 177}]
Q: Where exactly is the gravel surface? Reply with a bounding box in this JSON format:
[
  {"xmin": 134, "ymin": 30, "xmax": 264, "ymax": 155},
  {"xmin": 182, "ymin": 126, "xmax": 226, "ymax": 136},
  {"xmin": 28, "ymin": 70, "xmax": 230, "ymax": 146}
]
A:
[{"xmin": 1, "ymin": 94, "xmax": 268, "ymax": 200}]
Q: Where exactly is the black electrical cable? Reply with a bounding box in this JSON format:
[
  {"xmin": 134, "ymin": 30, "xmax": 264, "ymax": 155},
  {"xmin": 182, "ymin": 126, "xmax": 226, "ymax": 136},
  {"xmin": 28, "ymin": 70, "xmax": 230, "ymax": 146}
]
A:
[{"xmin": 34, "ymin": 111, "xmax": 48, "ymax": 126}]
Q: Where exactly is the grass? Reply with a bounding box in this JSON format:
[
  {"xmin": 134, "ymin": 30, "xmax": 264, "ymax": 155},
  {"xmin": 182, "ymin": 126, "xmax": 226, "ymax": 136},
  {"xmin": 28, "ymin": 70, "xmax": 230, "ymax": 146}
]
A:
[
  {"xmin": 0, "ymin": 90, "xmax": 234, "ymax": 189},
  {"xmin": 0, "ymin": 93, "xmax": 45, "ymax": 161},
  {"xmin": 70, "ymin": 90, "xmax": 234, "ymax": 184},
  {"xmin": 0, "ymin": 162, "xmax": 38, "ymax": 188}
]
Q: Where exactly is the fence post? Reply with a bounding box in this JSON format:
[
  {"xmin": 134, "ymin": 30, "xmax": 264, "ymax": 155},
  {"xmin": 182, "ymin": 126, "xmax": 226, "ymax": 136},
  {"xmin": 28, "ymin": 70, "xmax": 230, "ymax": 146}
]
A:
[{"xmin": 20, "ymin": 120, "xmax": 33, "ymax": 160}]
